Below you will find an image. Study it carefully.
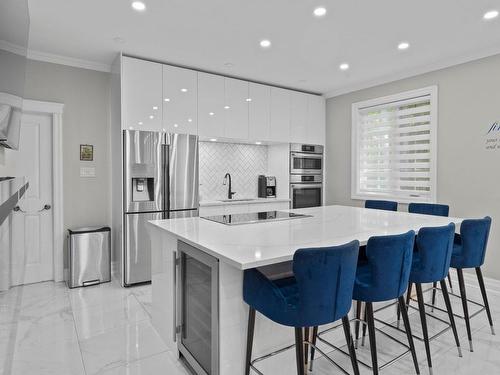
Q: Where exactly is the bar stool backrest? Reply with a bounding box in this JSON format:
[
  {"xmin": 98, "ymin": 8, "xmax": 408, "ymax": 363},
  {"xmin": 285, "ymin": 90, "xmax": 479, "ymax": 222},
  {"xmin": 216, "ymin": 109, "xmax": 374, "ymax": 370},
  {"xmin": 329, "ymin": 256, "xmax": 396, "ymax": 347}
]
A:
[
  {"xmin": 365, "ymin": 200, "xmax": 398, "ymax": 211},
  {"xmin": 365, "ymin": 230, "xmax": 415, "ymax": 300},
  {"xmin": 293, "ymin": 240, "xmax": 359, "ymax": 326},
  {"xmin": 413, "ymin": 223, "xmax": 455, "ymax": 283},
  {"xmin": 408, "ymin": 203, "xmax": 449, "ymax": 217},
  {"xmin": 459, "ymin": 216, "xmax": 492, "ymax": 268}
]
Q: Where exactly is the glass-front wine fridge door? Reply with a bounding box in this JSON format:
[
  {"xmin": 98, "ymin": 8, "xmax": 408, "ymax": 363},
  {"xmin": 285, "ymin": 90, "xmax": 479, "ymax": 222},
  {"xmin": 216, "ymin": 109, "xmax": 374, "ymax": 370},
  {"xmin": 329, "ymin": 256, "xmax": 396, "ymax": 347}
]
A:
[{"xmin": 178, "ymin": 241, "xmax": 219, "ymax": 375}]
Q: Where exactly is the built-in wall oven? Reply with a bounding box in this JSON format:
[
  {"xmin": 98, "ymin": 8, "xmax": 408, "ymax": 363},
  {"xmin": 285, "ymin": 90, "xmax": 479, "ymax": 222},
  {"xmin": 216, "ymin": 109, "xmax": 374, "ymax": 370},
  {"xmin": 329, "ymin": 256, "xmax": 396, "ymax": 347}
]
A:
[
  {"xmin": 290, "ymin": 143, "xmax": 324, "ymax": 175},
  {"xmin": 290, "ymin": 143, "xmax": 324, "ymax": 209},
  {"xmin": 290, "ymin": 175, "xmax": 323, "ymax": 209}
]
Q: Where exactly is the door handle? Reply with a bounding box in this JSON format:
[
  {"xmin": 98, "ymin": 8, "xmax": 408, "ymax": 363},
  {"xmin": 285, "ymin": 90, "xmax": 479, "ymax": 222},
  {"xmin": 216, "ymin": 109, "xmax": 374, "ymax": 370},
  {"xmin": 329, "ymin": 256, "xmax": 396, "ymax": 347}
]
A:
[
  {"xmin": 173, "ymin": 251, "xmax": 179, "ymax": 342},
  {"xmin": 13, "ymin": 204, "xmax": 51, "ymax": 213}
]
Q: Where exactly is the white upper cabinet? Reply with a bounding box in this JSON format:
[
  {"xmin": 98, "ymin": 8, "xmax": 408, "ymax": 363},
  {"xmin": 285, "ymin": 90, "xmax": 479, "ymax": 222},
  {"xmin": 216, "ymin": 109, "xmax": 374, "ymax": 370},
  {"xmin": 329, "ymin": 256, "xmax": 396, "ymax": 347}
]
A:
[
  {"xmin": 289, "ymin": 91, "xmax": 308, "ymax": 143},
  {"xmin": 307, "ymin": 94, "xmax": 326, "ymax": 145},
  {"xmin": 198, "ymin": 72, "xmax": 225, "ymax": 138},
  {"xmin": 269, "ymin": 87, "xmax": 290, "ymax": 142},
  {"xmin": 122, "ymin": 56, "xmax": 163, "ymax": 131},
  {"xmin": 248, "ymin": 83, "xmax": 271, "ymax": 142},
  {"xmin": 162, "ymin": 65, "xmax": 197, "ymax": 135},
  {"xmin": 224, "ymin": 78, "xmax": 249, "ymax": 140}
]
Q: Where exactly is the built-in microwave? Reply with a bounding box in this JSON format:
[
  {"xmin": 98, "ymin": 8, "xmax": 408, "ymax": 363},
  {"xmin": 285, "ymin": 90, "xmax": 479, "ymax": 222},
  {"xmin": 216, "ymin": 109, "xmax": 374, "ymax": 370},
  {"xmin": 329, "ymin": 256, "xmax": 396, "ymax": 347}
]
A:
[
  {"xmin": 290, "ymin": 175, "xmax": 323, "ymax": 209},
  {"xmin": 290, "ymin": 143, "xmax": 324, "ymax": 175}
]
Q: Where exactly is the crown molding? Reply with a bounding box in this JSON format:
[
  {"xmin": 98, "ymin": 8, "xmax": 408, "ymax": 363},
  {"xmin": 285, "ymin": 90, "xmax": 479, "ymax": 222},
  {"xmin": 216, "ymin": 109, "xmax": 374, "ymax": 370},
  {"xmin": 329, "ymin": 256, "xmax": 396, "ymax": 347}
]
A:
[
  {"xmin": 27, "ymin": 49, "xmax": 111, "ymax": 73},
  {"xmin": 324, "ymin": 45, "xmax": 500, "ymax": 99}
]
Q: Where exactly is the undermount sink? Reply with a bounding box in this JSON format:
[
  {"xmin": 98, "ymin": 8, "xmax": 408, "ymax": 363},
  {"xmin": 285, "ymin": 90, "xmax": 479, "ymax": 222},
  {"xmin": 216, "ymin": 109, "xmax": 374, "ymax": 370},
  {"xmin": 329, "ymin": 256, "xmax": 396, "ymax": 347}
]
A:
[{"xmin": 218, "ymin": 198, "xmax": 255, "ymax": 202}]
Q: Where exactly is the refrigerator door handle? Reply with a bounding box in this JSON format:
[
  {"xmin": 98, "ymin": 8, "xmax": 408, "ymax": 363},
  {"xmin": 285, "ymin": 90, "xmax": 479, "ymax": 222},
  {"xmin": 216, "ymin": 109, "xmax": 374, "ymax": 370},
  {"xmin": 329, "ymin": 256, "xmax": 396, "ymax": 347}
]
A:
[{"xmin": 162, "ymin": 143, "xmax": 169, "ymax": 219}]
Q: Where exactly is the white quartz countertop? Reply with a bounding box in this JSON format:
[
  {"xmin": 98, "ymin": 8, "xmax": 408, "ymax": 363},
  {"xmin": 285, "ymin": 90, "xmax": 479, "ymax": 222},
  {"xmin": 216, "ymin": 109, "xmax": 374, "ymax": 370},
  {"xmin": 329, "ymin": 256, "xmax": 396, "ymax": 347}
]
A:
[
  {"xmin": 199, "ymin": 197, "xmax": 290, "ymax": 206},
  {"xmin": 148, "ymin": 205, "xmax": 463, "ymax": 270}
]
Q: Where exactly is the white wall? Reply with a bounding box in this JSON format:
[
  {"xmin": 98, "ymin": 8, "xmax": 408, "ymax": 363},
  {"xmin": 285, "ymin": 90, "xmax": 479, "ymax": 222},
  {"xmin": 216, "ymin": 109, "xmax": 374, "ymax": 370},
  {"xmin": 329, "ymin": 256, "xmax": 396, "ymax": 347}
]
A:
[
  {"xmin": 325, "ymin": 53, "xmax": 500, "ymax": 279},
  {"xmin": 22, "ymin": 59, "xmax": 111, "ymax": 234}
]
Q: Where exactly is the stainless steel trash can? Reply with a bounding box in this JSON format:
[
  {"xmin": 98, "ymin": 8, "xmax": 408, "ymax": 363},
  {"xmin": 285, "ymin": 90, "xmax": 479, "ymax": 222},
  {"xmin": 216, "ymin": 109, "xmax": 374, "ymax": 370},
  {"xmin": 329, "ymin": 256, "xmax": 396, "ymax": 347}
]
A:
[{"xmin": 66, "ymin": 226, "xmax": 111, "ymax": 288}]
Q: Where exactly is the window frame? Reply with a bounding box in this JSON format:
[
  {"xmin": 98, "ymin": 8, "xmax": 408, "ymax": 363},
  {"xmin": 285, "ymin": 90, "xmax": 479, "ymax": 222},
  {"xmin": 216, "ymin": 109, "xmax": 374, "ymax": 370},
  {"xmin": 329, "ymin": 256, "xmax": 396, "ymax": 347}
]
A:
[{"xmin": 351, "ymin": 86, "xmax": 438, "ymax": 204}]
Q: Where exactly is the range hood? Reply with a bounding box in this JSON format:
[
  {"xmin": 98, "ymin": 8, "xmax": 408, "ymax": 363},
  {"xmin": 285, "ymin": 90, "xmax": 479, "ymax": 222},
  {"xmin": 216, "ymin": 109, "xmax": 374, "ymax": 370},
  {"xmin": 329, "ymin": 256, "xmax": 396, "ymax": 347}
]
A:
[{"xmin": 0, "ymin": 93, "xmax": 23, "ymax": 150}]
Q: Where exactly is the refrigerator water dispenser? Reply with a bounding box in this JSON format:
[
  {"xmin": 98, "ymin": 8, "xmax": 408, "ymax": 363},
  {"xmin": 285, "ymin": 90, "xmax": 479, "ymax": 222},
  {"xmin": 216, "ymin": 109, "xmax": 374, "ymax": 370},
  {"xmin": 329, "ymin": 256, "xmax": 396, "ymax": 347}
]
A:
[{"xmin": 132, "ymin": 177, "xmax": 155, "ymax": 202}]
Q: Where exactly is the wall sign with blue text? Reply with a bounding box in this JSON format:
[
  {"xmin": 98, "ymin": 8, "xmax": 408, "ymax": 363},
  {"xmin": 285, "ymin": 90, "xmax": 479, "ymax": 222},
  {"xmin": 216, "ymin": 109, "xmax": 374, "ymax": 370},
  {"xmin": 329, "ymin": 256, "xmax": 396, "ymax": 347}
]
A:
[{"xmin": 485, "ymin": 122, "xmax": 500, "ymax": 151}]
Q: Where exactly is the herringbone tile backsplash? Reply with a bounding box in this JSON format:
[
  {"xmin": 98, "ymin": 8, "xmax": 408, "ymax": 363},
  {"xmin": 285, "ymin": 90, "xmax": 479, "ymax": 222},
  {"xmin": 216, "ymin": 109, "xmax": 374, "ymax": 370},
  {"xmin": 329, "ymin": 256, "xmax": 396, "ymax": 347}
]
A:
[{"xmin": 199, "ymin": 141, "xmax": 268, "ymax": 201}]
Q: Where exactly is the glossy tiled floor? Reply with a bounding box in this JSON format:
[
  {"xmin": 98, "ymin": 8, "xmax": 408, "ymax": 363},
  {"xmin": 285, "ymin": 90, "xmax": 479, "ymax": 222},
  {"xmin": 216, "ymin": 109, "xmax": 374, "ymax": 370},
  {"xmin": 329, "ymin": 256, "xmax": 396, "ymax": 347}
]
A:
[{"xmin": 0, "ymin": 277, "xmax": 499, "ymax": 375}]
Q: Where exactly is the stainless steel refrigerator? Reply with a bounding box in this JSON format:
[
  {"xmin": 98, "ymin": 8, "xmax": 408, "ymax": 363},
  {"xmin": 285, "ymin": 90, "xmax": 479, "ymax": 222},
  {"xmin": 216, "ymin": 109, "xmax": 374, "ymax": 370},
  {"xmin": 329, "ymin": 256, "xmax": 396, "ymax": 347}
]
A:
[{"xmin": 123, "ymin": 130, "xmax": 198, "ymax": 286}]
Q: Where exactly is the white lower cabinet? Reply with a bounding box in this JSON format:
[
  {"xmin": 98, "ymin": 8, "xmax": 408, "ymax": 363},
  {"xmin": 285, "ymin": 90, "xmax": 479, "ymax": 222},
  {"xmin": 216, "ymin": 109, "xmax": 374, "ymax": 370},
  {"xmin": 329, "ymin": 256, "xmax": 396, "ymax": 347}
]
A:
[{"xmin": 199, "ymin": 201, "xmax": 290, "ymax": 217}]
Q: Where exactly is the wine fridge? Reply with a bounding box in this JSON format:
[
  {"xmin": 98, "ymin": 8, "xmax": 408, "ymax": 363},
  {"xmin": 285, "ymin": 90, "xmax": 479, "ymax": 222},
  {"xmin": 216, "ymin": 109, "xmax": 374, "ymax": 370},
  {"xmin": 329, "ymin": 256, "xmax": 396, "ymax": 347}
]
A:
[{"xmin": 175, "ymin": 241, "xmax": 219, "ymax": 375}]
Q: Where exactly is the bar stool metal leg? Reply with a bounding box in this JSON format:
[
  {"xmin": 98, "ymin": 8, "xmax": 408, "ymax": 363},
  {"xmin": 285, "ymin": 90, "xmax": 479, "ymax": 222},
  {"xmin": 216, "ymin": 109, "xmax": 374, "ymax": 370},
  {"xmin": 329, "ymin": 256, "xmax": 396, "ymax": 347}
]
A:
[
  {"xmin": 398, "ymin": 296, "xmax": 421, "ymax": 374},
  {"xmin": 295, "ymin": 327, "xmax": 305, "ymax": 375},
  {"xmin": 309, "ymin": 326, "xmax": 318, "ymax": 371},
  {"xmin": 456, "ymin": 268, "xmax": 474, "ymax": 352},
  {"xmin": 355, "ymin": 300, "xmax": 361, "ymax": 348},
  {"xmin": 416, "ymin": 284, "xmax": 433, "ymax": 375},
  {"xmin": 342, "ymin": 316, "xmax": 361, "ymax": 375},
  {"xmin": 362, "ymin": 303, "xmax": 368, "ymax": 346},
  {"xmin": 365, "ymin": 302, "xmax": 379, "ymax": 375},
  {"xmin": 431, "ymin": 282, "xmax": 437, "ymax": 312},
  {"xmin": 440, "ymin": 280, "xmax": 462, "ymax": 357},
  {"xmin": 476, "ymin": 267, "xmax": 495, "ymax": 335},
  {"xmin": 397, "ymin": 283, "xmax": 413, "ymax": 328},
  {"xmin": 447, "ymin": 272, "xmax": 453, "ymax": 291},
  {"xmin": 245, "ymin": 308, "xmax": 256, "ymax": 375},
  {"xmin": 304, "ymin": 327, "xmax": 309, "ymax": 366}
]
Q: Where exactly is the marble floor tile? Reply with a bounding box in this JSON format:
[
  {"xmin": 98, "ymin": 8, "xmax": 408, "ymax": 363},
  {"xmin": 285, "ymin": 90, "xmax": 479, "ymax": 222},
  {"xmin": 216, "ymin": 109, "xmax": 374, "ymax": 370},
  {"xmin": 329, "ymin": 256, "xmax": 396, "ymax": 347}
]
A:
[
  {"xmin": 1, "ymin": 276, "xmax": 499, "ymax": 375},
  {"xmin": 73, "ymin": 293, "xmax": 149, "ymax": 340},
  {"xmin": 79, "ymin": 320, "xmax": 168, "ymax": 375},
  {"xmin": 98, "ymin": 351, "xmax": 191, "ymax": 375}
]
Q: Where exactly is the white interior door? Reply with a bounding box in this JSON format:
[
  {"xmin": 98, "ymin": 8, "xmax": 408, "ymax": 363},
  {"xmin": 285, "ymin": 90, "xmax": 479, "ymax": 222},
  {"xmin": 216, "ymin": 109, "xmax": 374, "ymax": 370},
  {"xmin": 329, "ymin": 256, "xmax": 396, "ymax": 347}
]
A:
[{"xmin": 11, "ymin": 112, "xmax": 54, "ymax": 286}]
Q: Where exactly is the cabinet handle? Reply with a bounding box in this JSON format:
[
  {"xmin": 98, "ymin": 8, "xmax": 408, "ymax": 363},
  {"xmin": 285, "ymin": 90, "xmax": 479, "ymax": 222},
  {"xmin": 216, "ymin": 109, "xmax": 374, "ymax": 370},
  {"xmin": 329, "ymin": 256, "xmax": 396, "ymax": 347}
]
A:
[{"xmin": 172, "ymin": 250, "xmax": 178, "ymax": 343}]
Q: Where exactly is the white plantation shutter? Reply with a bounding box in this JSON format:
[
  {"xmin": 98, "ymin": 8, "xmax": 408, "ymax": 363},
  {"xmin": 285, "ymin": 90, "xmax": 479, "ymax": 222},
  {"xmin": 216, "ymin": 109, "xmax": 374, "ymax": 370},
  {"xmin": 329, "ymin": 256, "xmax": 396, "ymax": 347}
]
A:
[{"xmin": 352, "ymin": 87, "xmax": 437, "ymax": 203}]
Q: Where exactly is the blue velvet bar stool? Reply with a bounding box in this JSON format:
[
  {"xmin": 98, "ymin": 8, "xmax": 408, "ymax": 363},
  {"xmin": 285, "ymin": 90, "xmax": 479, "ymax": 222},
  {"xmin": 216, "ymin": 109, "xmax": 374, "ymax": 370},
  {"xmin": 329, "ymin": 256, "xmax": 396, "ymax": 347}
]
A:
[
  {"xmin": 451, "ymin": 216, "xmax": 494, "ymax": 352},
  {"xmin": 365, "ymin": 199, "xmax": 398, "ymax": 211},
  {"xmin": 408, "ymin": 203, "xmax": 453, "ymax": 296},
  {"xmin": 243, "ymin": 241, "xmax": 361, "ymax": 375},
  {"xmin": 406, "ymin": 224, "xmax": 462, "ymax": 375},
  {"xmin": 352, "ymin": 231, "xmax": 420, "ymax": 375}
]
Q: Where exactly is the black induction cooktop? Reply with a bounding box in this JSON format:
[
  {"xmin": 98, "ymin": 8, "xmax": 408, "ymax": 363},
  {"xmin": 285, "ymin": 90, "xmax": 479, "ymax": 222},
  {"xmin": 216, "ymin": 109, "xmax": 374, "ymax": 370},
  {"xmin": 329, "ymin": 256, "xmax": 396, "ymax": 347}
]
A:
[{"xmin": 201, "ymin": 210, "xmax": 311, "ymax": 225}]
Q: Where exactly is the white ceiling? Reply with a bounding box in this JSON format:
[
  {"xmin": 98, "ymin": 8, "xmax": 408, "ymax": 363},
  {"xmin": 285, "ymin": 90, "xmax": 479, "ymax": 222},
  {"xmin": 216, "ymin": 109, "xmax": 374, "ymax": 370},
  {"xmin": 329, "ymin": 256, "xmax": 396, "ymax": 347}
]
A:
[{"xmin": 25, "ymin": 0, "xmax": 500, "ymax": 96}]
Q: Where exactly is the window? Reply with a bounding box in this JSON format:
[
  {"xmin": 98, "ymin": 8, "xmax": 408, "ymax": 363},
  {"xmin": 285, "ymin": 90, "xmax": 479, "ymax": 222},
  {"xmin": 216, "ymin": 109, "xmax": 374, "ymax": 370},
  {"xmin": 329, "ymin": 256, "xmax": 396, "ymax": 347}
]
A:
[{"xmin": 351, "ymin": 86, "xmax": 437, "ymax": 203}]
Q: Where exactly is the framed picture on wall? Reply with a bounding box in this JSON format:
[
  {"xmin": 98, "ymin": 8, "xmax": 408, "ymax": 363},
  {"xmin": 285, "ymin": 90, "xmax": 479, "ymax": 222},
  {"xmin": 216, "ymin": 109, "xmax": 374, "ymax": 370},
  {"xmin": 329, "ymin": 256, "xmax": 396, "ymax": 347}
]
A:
[{"xmin": 80, "ymin": 144, "xmax": 94, "ymax": 161}]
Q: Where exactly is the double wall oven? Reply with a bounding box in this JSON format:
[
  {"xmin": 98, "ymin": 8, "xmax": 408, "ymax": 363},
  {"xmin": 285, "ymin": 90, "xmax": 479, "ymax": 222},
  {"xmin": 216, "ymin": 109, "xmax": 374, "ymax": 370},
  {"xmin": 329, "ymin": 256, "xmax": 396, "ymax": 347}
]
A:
[{"xmin": 290, "ymin": 144, "xmax": 324, "ymax": 209}]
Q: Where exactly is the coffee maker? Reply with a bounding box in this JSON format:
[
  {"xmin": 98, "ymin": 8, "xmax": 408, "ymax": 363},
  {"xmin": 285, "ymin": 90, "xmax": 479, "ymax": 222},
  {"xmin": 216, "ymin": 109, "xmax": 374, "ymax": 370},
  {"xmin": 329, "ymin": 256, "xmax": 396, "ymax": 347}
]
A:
[{"xmin": 258, "ymin": 175, "xmax": 276, "ymax": 198}]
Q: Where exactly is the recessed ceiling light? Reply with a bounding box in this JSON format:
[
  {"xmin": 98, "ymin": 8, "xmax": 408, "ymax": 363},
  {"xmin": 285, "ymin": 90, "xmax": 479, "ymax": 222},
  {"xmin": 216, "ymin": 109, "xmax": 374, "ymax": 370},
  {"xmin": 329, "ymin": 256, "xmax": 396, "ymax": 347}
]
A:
[
  {"xmin": 484, "ymin": 10, "xmax": 499, "ymax": 20},
  {"xmin": 149, "ymin": 115, "xmax": 154, "ymax": 119},
  {"xmin": 224, "ymin": 105, "xmax": 230, "ymax": 109},
  {"xmin": 180, "ymin": 88, "xmax": 188, "ymax": 92},
  {"xmin": 210, "ymin": 138, "xmax": 217, "ymax": 142},
  {"xmin": 164, "ymin": 98, "xmax": 170, "ymax": 102},
  {"xmin": 313, "ymin": 7, "xmax": 327, "ymax": 17},
  {"xmin": 138, "ymin": 122, "xmax": 143, "ymax": 125},
  {"xmin": 246, "ymin": 98, "xmax": 252, "ymax": 102},
  {"xmin": 398, "ymin": 41, "xmax": 410, "ymax": 50},
  {"xmin": 187, "ymin": 118, "xmax": 193, "ymax": 122},
  {"xmin": 131, "ymin": 1, "xmax": 146, "ymax": 12},
  {"xmin": 339, "ymin": 63, "xmax": 349, "ymax": 71},
  {"xmin": 129, "ymin": 126, "xmax": 134, "ymax": 130},
  {"xmin": 174, "ymin": 124, "xmax": 178, "ymax": 128},
  {"xmin": 152, "ymin": 106, "xmax": 158, "ymax": 110},
  {"xmin": 255, "ymin": 141, "xmax": 262, "ymax": 145},
  {"xmin": 209, "ymin": 112, "xmax": 215, "ymax": 116},
  {"xmin": 260, "ymin": 39, "xmax": 271, "ymax": 48}
]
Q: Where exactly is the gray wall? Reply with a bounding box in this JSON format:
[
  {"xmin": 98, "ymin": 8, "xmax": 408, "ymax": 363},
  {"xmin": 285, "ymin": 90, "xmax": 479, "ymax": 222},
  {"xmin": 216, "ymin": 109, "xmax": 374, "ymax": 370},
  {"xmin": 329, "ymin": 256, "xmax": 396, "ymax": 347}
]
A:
[
  {"xmin": 23, "ymin": 60, "xmax": 111, "ymax": 233},
  {"xmin": 325, "ymin": 53, "xmax": 500, "ymax": 279}
]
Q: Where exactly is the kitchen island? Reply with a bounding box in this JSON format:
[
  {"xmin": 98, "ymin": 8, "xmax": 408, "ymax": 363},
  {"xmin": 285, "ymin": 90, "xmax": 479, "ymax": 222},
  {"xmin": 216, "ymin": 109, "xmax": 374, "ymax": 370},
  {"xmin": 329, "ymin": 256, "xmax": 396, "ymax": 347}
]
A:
[{"xmin": 147, "ymin": 205, "xmax": 463, "ymax": 375}]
